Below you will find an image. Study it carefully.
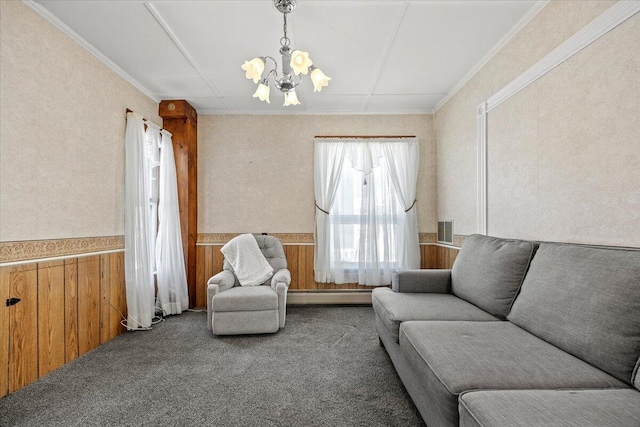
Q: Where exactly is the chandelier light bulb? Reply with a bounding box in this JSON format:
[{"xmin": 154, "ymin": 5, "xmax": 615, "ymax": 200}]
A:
[
  {"xmin": 253, "ymin": 82, "xmax": 270, "ymax": 103},
  {"xmin": 283, "ymin": 90, "xmax": 300, "ymax": 106},
  {"xmin": 290, "ymin": 50, "xmax": 313, "ymax": 75},
  {"xmin": 310, "ymin": 68, "xmax": 331, "ymax": 92},
  {"xmin": 241, "ymin": 57, "xmax": 265, "ymax": 83}
]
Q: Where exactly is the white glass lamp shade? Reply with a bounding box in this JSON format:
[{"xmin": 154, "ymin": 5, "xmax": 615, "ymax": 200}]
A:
[
  {"xmin": 253, "ymin": 83, "xmax": 270, "ymax": 103},
  {"xmin": 290, "ymin": 50, "xmax": 313, "ymax": 75},
  {"xmin": 310, "ymin": 68, "xmax": 331, "ymax": 92},
  {"xmin": 283, "ymin": 91, "xmax": 301, "ymax": 106},
  {"xmin": 241, "ymin": 58, "xmax": 265, "ymax": 83}
]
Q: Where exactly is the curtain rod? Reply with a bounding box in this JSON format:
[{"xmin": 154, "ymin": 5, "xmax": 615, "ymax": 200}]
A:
[
  {"xmin": 314, "ymin": 135, "xmax": 416, "ymax": 139},
  {"xmin": 126, "ymin": 108, "xmax": 169, "ymax": 135}
]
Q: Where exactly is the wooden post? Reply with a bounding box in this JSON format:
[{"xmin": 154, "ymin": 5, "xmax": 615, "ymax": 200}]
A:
[{"xmin": 159, "ymin": 100, "xmax": 198, "ymax": 308}]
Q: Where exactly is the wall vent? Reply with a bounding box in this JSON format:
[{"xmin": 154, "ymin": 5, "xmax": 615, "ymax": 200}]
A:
[{"xmin": 438, "ymin": 221, "xmax": 453, "ymax": 244}]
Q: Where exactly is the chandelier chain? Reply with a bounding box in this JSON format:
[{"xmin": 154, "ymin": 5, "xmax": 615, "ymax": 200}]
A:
[{"xmin": 280, "ymin": 13, "xmax": 290, "ymax": 48}]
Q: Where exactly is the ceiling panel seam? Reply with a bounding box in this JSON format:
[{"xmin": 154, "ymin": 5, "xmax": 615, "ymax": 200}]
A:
[
  {"xmin": 197, "ymin": 110, "xmax": 434, "ymax": 116},
  {"xmin": 144, "ymin": 2, "xmax": 232, "ymax": 110},
  {"xmin": 22, "ymin": 0, "xmax": 160, "ymax": 103},
  {"xmin": 363, "ymin": 1, "xmax": 409, "ymax": 111}
]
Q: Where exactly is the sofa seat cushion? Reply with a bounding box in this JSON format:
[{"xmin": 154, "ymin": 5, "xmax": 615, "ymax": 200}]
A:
[
  {"xmin": 399, "ymin": 321, "xmax": 626, "ymax": 427},
  {"xmin": 452, "ymin": 234, "xmax": 536, "ymax": 319},
  {"xmin": 372, "ymin": 287, "xmax": 498, "ymax": 343},
  {"xmin": 459, "ymin": 389, "xmax": 640, "ymax": 427},
  {"xmin": 213, "ymin": 285, "xmax": 277, "ymax": 312}
]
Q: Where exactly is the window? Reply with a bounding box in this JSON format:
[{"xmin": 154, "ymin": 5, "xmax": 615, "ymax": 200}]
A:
[
  {"xmin": 314, "ymin": 138, "xmax": 420, "ymax": 286},
  {"xmin": 331, "ymin": 156, "xmax": 400, "ymax": 268}
]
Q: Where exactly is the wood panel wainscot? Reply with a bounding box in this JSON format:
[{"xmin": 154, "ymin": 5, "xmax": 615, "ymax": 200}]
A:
[
  {"xmin": 195, "ymin": 233, "xmax": 461, "ymax": 309},
  {"xmin": 0, "ymin": 249, "xmax": 127, "ymax": 398}
]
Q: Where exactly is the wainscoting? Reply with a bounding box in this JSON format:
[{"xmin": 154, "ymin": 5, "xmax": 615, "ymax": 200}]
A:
[
  {"xmin": 0, "ymin": 238, "xmax": 126, "ymax": 398},
  {"xmin": 0, "ymin": 234, "xmax": 461, "ymax": 395},
  {"xmin": 195, "ymin": 233, "xmax": 461, "ymax": 309}
]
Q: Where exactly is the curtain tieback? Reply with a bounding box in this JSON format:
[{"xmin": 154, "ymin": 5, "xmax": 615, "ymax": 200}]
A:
[
  {"xmin": 315, "ymin": 202, "xmax": 330, "ymax": 215},
  {"xmin": 405, "ymin": 199, "xmax": 417, "ymax": 213}
]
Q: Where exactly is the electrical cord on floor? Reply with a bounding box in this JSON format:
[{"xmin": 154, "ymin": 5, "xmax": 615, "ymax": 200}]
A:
[{"xmin": 108, "ymin": 299, "xmax": 164, "ymax": 331}]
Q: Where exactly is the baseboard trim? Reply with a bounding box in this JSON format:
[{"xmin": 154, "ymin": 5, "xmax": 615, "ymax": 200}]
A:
[{"xmin": 287, "ymin": 291, "xmax": 372, "ymax": 305}]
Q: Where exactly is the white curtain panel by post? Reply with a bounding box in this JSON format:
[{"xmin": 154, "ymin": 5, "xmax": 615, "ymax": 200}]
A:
[
  {"xmin": 314, "ymin": 138, "xmax": 420, "ymax": 286},
  {"xmin": 124, "ymin": 112, "xmax": 155, "ymax": 329},
  {"xmin": 155, "ymin": 130, "xmax": 189, "ymax": 315},
  {"xmin": 144, "ymin": 122, "xmax": 161, "ymax": 273}
]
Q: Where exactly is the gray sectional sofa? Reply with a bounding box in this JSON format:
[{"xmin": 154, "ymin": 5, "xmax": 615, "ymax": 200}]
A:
[{"xmin": 372, "ymin": 234, "xmax": 640, "ymax": 427}]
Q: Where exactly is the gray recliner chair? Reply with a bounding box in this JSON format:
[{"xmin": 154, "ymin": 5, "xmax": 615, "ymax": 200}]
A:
[{"xmin": 206, "ymin": 235, "xmax": 291, "ymax": 335}]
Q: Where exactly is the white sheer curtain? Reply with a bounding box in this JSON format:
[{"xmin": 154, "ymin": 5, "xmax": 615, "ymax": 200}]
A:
[
  {"xmin": 145, "ymin": 122, "xmax": 161, "ymax": 273},
  {"xmin": 313, "ymin": 141, "xmax": 348, "ymax": 283},
  {"xmin": 314, "ymin": 138, "xmax": 420, "ymax": 286},
  {"xmin": 124, "ymin": 112, "xmax": 155, "ymax": 329},
  {"xmin": 382, "ymin": 141, "xmax": 420, "ymax": 270},
  {"xmin": 155, "ymin": 130, "xmax": 189, "ymax": 315}
]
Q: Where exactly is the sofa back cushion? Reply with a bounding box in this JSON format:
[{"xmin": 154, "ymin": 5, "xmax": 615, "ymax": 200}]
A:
[
  {"xmin": 508, "ymin": 243, "xmax": 640, "ymax": 385},
  {"xmin": 451, "ymin": 234, "xmax": 536, "ymax": 319}
]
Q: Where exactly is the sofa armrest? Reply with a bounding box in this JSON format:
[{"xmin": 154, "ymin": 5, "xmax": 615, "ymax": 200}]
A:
[
  {"xmin": 207, "ymin": 270, "xmax": 235, "ymax": 293},
  {"xmin": 392, "ymin": 269, "xmax": 452, "ymax": 293},
  {"xmin": 271, "ymin": 268, "xmax": 291, "ymax": 289}
]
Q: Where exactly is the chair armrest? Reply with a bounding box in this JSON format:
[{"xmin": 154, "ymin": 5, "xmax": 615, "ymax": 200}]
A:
[
  {"xmin": 392, "ymin": 269, "xmax": 451, "ymax": 293},
  {"xmin": 271, "ymin": 268, "xmax": 291, "ymax": 290},
  {"xmin": 207, "ymin": 270, "xmax": 235, "ymax": 293},
  {"xmin": 206, "ymin": 283, "xmax": 220, "ymax": 331},
  {"xmin": 275, "ymin": 282, "xmax": 288, "ymax": 328},
  {"xmin": 206, "ymin": 271, "xmax": 235, "ymax": 332}
]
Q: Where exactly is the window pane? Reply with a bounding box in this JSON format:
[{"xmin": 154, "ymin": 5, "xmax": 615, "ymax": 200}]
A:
[{"xmin": 331, "ymin": 150, "xmax": 402, "ymax": 265}]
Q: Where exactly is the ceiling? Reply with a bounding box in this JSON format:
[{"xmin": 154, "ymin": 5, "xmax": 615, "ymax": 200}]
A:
[{"xmin": 32, "ymin": 0, "xmax": 541, "ymax": 115}]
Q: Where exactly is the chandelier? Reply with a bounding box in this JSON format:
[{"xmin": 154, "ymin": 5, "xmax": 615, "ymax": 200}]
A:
[{"xmin": 241, "ymin": 0, "xmax": 331, "ymax": 106}]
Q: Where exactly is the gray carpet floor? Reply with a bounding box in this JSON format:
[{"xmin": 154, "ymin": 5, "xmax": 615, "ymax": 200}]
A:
[{"xmin": 0, "ymin": 306, "xmax": 425, "ymax": 427}]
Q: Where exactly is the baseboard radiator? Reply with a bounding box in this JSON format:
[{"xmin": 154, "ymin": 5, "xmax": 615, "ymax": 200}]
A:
[{"xmin": 287, "ymin": 291, "xmax": 372, "ymax": 305}]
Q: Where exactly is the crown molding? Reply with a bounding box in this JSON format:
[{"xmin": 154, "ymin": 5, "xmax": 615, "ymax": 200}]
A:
[
  {"xmin": 432, "ymin": 0, "xmax": 550, "ymax": 114},
  {"xmin": 486, "ymin": 0, "xmax": 640, "ymax": 112},
  {"xmin": 22, "ymin": 0, "xmax": 160, "ymax": 103}
]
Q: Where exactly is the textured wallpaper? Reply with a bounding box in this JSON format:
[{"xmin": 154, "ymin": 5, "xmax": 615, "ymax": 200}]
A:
[
  {"xmin": 0, "ymin": 1, "xmax": 161, "ymax": 242},
  {"xmin": 487, "ymin": 13, "xmax": 639, "ymax": 246},
  {"xmin": 433, "ymin": 0, "xmax": 637, "ymax": 246},
  {"xmin": 198, "ymin": 114, "xmax": 436, "ymax": 234}
]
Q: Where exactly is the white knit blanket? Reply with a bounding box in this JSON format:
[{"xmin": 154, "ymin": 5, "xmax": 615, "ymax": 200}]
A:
[{"xmin": 221, "ymin": 234, "xmax": 274, "ymax": 286}]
